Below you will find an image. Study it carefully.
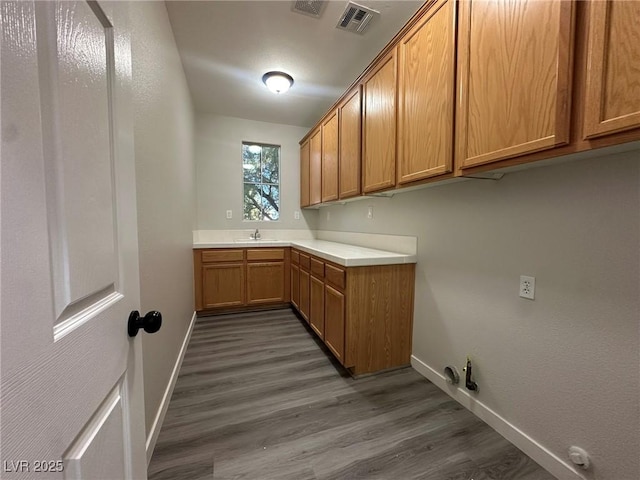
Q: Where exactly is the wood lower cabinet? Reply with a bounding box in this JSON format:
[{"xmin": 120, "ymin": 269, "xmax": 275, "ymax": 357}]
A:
[
  {"xmin": 291, "ymin": 249, "xmax": 415, "ymax": 375},
  {"xmin": 309, "ymin": 275, "xmax": 325, "ymax": 337},
  {"xmin": 397, "ymin": 0, "xmax": 455, "ymax": 184},
  {"xmin": 324, "ymin": 285, "xmax": 345, "ymax": 363},
  {"xmin": 299, "ymin": 268, "xmax": 310, "ymax": 322},
  {"xmin": 291, "ymin": 263, "xmax": 300, "ymax": 309},
  {"xmin": 455, "ymin": 0, "xmax": 574, "ymax": 170},
  {"xmin": 583, "ymin": 0, "xmax": 640, "ymax": 138},
  {"xmin": 202, "ymin": 263, "xmax": 244, "ymax": 308},
  {"xmin": 247, "ymin": 262, "xmax": 285, "ymax": 305},
  {"xmin": 194, "ymin": 248, "xmax": 289, "ymax": 313}
]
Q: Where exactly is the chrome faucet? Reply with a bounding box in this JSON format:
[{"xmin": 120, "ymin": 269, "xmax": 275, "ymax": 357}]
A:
[{"xmin": 251, "ymin": 228, "xmax": 261, "ymax": 240}]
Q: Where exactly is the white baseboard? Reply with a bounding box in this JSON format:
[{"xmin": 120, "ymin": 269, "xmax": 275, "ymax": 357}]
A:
[
  {"xmin": 146, "ymin": 311, "xmax": 197, "ymax": 465},
  {"xmin": 410, "ymin": 355, "xmax": 586, "ymax": 480}
]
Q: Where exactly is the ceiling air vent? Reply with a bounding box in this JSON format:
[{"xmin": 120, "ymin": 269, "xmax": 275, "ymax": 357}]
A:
[
  {"xmin": 336, "ymin": 2, "xmax": 379, "ymax": 34},
  {"xmin": 291, "ymin": 0, "xmax": 327, "ymax": 19}
]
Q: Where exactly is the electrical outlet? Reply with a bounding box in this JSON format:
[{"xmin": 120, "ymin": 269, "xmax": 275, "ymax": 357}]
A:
[
  {"xmin": 367, "ymin": 206, "xmax": 373, "ymax": 219},
  {"xmin": 226, "ymin": 210, "xmax": 232, "ymax": 219},
  {"xmin": 519, "ymin": 275, "xmax": 535, "ymax": 300},
  {"xmin": 294, "ymin": 210, "xmax": 300, "ymax": 220},
  {"xmin": 326, "ymin": 211, "xmax": 331, "ymax": 221}
]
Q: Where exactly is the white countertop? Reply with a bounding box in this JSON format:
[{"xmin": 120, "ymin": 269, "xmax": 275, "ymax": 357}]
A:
[{"xmin": 193, "ymin": 239, "xmax": 417, "ymax": 267}]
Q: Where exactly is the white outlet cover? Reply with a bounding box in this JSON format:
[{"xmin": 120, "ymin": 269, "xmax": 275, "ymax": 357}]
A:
[
  {"xmin": 294, "ymin": 210, "xmax": 300, "ymax": 220},
  {"xmin": 519, "ymin": 275, "xmax": 535, "ymax": 300},
  {"xmin": 367, "ymin": 206, "xmax": 373, "ymax": 219},
  {"xmin": 226, "ymin": 210, "xmax": 232, "ymax": 219}
]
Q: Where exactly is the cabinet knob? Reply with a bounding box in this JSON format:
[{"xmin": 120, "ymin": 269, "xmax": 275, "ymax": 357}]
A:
[{"xmin": 127, "ymin": 310, "xmax": 162, "ymax": 337}]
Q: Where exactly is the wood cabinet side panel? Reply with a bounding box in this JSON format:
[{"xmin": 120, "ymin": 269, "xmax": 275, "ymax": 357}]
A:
[
  {"xmin": 362, "ymin": 50, "xmax": 398, "ymax": 193},
  {"xmin": 321, "ymin": 110, "xmax": 339, "ymax": 202},
  {"xmin": 346, "ymin": 264, "xmax": 415, "ymax": 375},
  {"xmin": 309, "ymin": 129, "xmax": 322, "ymax": 205},
  {"xmin": 339, "ymin": 87, "xmax": 362, "ymax": 199}
]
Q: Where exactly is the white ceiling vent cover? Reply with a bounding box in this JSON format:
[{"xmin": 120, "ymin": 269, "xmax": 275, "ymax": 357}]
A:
[
  {"xmin": 336, "ymin": 2, "xmax": 379, "ymax": 34},
  {"xmin": 292, "ymin": 0, "xmax": 327, "ymax": 18}
]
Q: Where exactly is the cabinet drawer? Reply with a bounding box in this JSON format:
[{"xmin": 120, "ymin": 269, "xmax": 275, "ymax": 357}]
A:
[
  {"xmin": 299, "ymin": 253, "xmax": 311, "ymax": 270},
  {"xmin": 202, "ymin": 249, "xmax": 244, "ymax": 263},
  {"xmin": 310, "ymin": 258, "xmax": 325, "ymax": 278},
  {"xmin": 247, "ymin": 248, "xmax": 285, "ymax": 261},
  {"xmin": 291, "ymin": 250, "xmax": 300, "ymax": 265},
  {"xmin": 325, "ymin": 264, "xmax": 346, "ymax": 290}
]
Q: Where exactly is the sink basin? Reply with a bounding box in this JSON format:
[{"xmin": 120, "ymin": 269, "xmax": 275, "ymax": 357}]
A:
[{"xmin": 233, "ymin": 238, "xmax": 280, "ymax": 243}]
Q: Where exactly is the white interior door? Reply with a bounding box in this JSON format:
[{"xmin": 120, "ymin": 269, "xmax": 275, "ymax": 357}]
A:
[{"xmin": 1, "ymin": 1, "xmax": 147, "ymax": 479}]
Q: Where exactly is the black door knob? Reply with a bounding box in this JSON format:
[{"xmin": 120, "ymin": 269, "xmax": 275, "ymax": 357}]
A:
[{"xmin": 128, "ymin": 310, "xmax": 162, "ymax": 337}]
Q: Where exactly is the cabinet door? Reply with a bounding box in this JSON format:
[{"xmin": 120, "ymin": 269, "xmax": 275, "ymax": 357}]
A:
[
  {"xmin": 300, "ymin": 140, "xmax": 310, "ymax": 207},
  {"xmin": 321, "ymin": 110, "xmax": 339, "ymax": 202},
  {"xmin": 309, "ymin": 128, "xmax": 322, "ymax": 205},
  {"xmin": 291, "ymin": 263, "xmax": 300, "ymax": 309},
  {"xmin": 299, "ymin": 269, "xmax": 310, "ymax": 322},
  {"xmin": 310, "ymin": 275, "xmax": 325, "ymax": 338},
  {"xmin": 202, "ymin": 263, "xmax": 244, "ymax": 308},
  {"xmin": 456, "ymin": 0, "xmax": 575, "ymax": 170},
  {"xmin": 362, "ymin": 49, "xmax": 397, "ymax": 193},
  {"xmin": 339, "ymin": 87, "xmax": 361, "ymax": 199},
  {"xmin": 583, "ymin": 0, "xmax": 640, "ymax": 138},
  {"xmin": 398, "ymin": 0, "xmax": 455, "ymax": 184},
  {"xmin": 247, "ymin": 262, "xmax": 285, "ymax": 304},
  {"xmin": 324, "ymin": 285, "xmax": 345, "ymax": 364}
]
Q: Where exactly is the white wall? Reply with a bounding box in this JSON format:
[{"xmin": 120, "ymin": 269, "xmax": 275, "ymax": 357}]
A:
[
  {"xmin": 317, "ymin": 151, "xmax": 639, "ymax": 480},
  {"xmin": 131, "ymin": 1, "xmax": 196, "ymax": 443},
  {"xmin": 195, "ymin": 113, "xmax": 318, "ymax": 231}
]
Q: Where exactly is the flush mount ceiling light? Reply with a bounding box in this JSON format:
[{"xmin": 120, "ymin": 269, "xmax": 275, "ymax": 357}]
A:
[{"xmin": 262, "ymin": 71, "xmax": 294, "ymax": 94}]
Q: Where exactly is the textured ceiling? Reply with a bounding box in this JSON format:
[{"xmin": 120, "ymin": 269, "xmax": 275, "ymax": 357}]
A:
[{"xmin": 165, "ymin": 0, "xmax": 424, "ymax": 128}]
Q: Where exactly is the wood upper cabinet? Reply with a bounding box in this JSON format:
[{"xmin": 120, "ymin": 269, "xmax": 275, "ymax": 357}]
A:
[
  {"xmin": 338, "ymin": 87, "xmax": 361, "ymax": 199},
  {"xmin": 309, "ymin": 128, "xmax": 322, "ymax": 205},
  {"xmin": 455, "ymin": 0, "xmax": 575, "ymax": 171},
  {"xmin": 321, "ymin": 110, "xmax": 339, "ymax": 202},
  {"xmin": 300, "ymin": 140, "xmax": 310, "ymax": 207},
  {"xmin": 583, "ymin": 0, "xmax": 640, "ymax": 139},
  {"xmin": 397, "ymin": 0, "xmax": 455, "ymax": 184},
  {"xmin": 362, "ymin": 48, "xmax": 398, "ymax": 193}
]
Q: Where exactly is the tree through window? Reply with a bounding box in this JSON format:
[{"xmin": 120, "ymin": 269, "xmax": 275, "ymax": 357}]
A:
[{"xmin": 243, "ymin": 142, "xmax": 280, "ymax": 221}]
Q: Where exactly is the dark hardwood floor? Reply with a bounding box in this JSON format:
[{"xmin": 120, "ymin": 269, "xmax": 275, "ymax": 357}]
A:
[{"xmin": 148, "ymin": 308, "xmax": 555, "ymax": 480}]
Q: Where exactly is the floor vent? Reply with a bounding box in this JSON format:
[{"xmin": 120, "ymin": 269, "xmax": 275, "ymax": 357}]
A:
[
  {"xmin": 291, "ymin": 0, "xmax": 327, "ymax": 19},
  {"xmin": 336, "ymin": 2, "xmax": 379, "ymax": 34}
]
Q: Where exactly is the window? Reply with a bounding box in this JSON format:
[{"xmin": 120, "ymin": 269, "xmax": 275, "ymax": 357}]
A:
[{"xmin": 243, "ymin": 142, "xmax": 280, "ymax": 221}]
